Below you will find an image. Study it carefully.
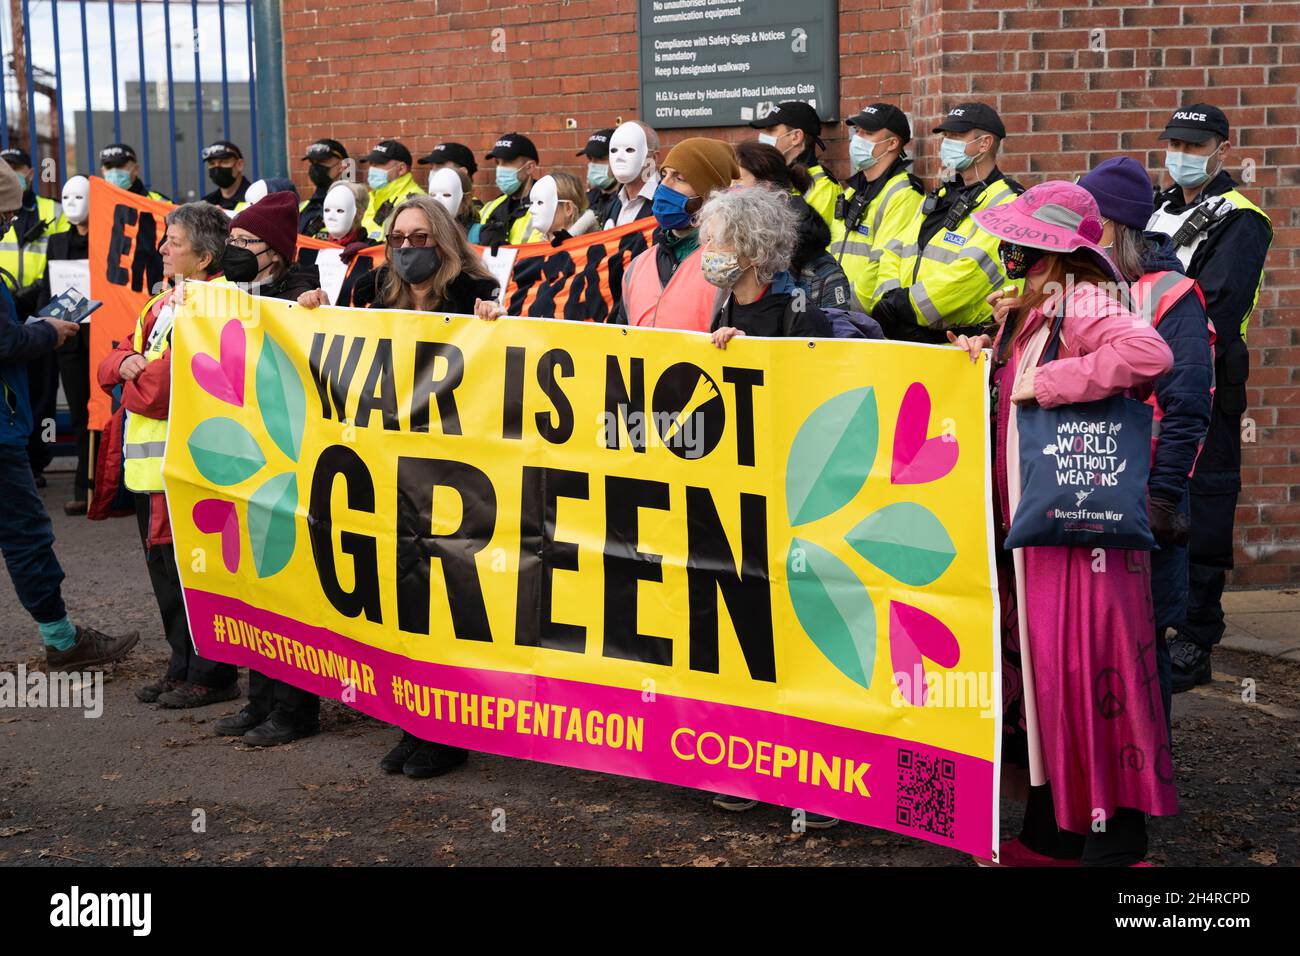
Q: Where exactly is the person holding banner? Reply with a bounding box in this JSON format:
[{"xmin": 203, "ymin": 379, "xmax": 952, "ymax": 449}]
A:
[
  {"xmin": 97, "ymin": 201, "xmax": 241, "ymax": 709},
  {"xmin": 426, "ymin": 167, "xmax": 478, "ymax": 236},
  {"xmin": 615, "ymin": 138, "xmax": 738, "ymax": 331},
  {"xmin": 201, "ymin": 140, "xmax": 252, "ymax": 212},
  {"xmin": 212, "ymin": 193, "xmax": 324, "ymax": 743},
  {"xmin": 951, "ymin": 181, "xmax": 1178, "ymax": 866},
  {"xmin": 301, "ymin": 195, "xmax": 497, "ymax": 317},
  {"xmin": 734, "ymin": 141, "xmax": 859, "ymax": 312},
  {"xmin": 44, "ymin": 176, "xmax": 93, "ymax": 515},
  {"xmin": 0, "ymin": 160, "xmax": 140, "ymax": 673}
]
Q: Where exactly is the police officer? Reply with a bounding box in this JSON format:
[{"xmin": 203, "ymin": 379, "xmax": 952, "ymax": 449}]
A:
[
  {"xmin": 0, "ymin": 149, "xmax": 69, "ymax": 487},
  {"xmin": 359, "ymin": 139, "xmax": 425, "ymax": 239},
  {"xmin": 479, "ymin": 132, "xmax": 540, "ymax": 246},
  {"xmin": 98, "ymin": 143, "xmax": 169, "ymax": 201},
  {"xmin": 1145, "ymin": 104, "xmax": 1273, "ymax": 692},
  {"xmin": 200, "ymin": 140, "xmax": 250, "ymax": 211},
  {"xmin": 870, "ymin": 102, "xmax": 1022, "ymax": 343},
  {"xmin": 417, "ymin": 142, "xmax": 481, "ymax": 224},
  {"xmin": 578, "ymin": 128, "xmax": 620, "ymax": 232},
  {"xmin": 830, "ymin": 104, "xmax": 924, "ymax": 314},
  {"xmin": 749, "ymin": 100, "xmax": 844, "ymax": 230},
  {"xmin": 299, "ymin": 138, "xmax": 349, "ymax": 236}
]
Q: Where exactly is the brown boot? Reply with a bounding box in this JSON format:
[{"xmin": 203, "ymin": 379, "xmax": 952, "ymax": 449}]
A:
[{"xmin": 45, "ymin": 626, "xmax": 140, "ymax": 672}]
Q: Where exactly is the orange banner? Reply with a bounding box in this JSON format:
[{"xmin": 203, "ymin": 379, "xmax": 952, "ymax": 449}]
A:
[{"xmin": 86, "ymin": 178, "xmax": 655, "ymax": 426}]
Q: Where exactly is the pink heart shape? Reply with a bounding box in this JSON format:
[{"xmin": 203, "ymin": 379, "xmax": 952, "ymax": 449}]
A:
[
  {"xmin": 889, "ymin": 602, "xmax": 960, "ymax": 707},
  {"xmin": 191, "ymin": 319, "xmax": 246, "ymax": 407},
  {"xmin": 891, "ymin": 381, "xmax": 959, "ymax": 485},
  {"xmin": 192, "ymin": 498, "xmax": 240, "ymax": 573}
]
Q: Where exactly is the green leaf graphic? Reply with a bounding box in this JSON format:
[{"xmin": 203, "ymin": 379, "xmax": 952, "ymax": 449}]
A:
[
  {"xmin": 785, "ymin": 387, "xmax": 878, "ymax": 526},
  {"xmin": 248, "ymin": 472, "xmax": 298, "ymax": 578},
  {"xmin": 786, "ymin": 538, "xmax": 876, "ymax": 689},
  {"xmin": 256, "ymin": 334, "xmax": 306, "ymax": 461},
  {"xmin": 846, "ymin": 501, "xmax": 956, "ymax": 586},
  {"xmin": 187, "ymin": 417, "xmax": 266, "ymax": 486}
]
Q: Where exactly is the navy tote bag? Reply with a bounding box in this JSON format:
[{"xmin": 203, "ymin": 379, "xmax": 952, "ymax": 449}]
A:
[{"xmin": 1004, "ymin": 311, "xmax": 1156, "ymax": 551}]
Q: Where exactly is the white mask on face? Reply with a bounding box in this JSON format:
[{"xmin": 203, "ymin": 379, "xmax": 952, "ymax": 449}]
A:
[
  {"xmin": 61, "ymin": 175, "xmax": 90, "ymax": 225},
  {"xmin": 322, "ymin": 183, "xmax": 357, "ymax": 240},
  {"xmin": 245, "ymin": 179, "xmax": 269, "ymax": 205},
  {"xmin": 528, "ymin": 175, "xmax": 559, "ymax": 235},
  {"xmin": 608, "ymin": 122, "xmax": 650, "ymax": 185},
  {"xmin": 428, "ymin": 167, "xmax": 463, "ymax": 217}
]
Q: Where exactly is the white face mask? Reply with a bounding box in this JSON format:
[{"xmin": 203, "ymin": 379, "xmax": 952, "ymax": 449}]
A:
[
  {"xmin": 528, "ymin": 174, "xmax": 559, "ymax": 235},
  {"xmin": 322, "ymin": 183, "xmax": 357, "ymax": 240},
  {"xmin": 61, "ymin": 175, "xmax": 90, "ymax": 225},
  {"xmin": 245, "ymin": 179, "xmax": 269, "ymax": 205},
  {"xmin": 428, "ymin": 167, "xmax": 463, "ymax": 218},
  {"xmin": 608, "ymin": 122, "xmax": 650, "ymax": 185}
]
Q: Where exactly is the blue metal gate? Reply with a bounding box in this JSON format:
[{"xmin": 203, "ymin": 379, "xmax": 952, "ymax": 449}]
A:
[{"xmin": 2, "ymin": 0, "xmax": 284, "ymax": 201}]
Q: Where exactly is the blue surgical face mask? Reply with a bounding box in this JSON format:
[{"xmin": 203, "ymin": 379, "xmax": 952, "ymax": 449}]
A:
[
  {"xmin": 495, "ymin": 165, "xmax": 523, "ymax": 196},
  {"xmin": 652, "ymin": 183, "xmax": 694, "ymax": 230},
  {"xmin": 587, "ymin": 162, "xmax": 615, "ymax": 190},
  {"xmin": 367, "ymin": 166, "xmax": 391, "ymax": 191},
  {"xmin": 757, "ymin": 132, "xmax": 778, "ymax": 148},
  {"xmin": 1165, "ymin": 147, "xmax": 1219, "ymax": 189},
  {"xmin": 939, "ymin": 136, "xmax": 976, "ymax": 172},
  {"xmin": 850, "ymin": 135, "xmax": 885, "ymax": 172},
  {"xmin": 104, "ymin": 168, "xmax": 133, "ymax": 190}
]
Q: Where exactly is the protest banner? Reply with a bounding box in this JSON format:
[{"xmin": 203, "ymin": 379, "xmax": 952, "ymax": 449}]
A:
[
  {"xmin": 163, "ymin": 283, "xmax": 1002, "ymax": 856},
  {"xmin": 86, "ymin": 179, "xmax": 653, "ymax": 428}
]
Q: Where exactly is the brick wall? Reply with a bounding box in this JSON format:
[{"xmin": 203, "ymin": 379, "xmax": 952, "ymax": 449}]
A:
[{"xmin": 280, "ymin": 0, "xmax": 1300, "ymax": 587}]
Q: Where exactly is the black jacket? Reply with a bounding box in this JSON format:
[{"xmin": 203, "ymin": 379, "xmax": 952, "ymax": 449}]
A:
[
  {"xmin": 299, "ymin": 184, "xmax": 329, "ymax": 237},
  {"xmin": 258, "ymin": 262, "xmax": 321, "ymax": 302},
  {"xmin": 203, "ymin": 177, "xmax": 251, "ymax": 211},
  {"xmin": 350, "ymin": 265, "xmax": 500, "ymax": 313},
  {"xmin": 711, "ymin": 273, "xmax": 833, "ymax": 338}
]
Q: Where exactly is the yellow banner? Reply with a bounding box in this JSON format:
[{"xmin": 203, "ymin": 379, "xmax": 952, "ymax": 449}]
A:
[{"xmin": 163, "ymin": 282, "xmax": 1000, "ymax": 855}]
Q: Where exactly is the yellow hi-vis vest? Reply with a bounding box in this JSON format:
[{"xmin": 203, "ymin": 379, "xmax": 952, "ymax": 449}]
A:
[
  {"xmin": 802, "ymin": 163, "xmax": 843, "ymax": 232},
  {"xmin": 122, "ymin": 290, "xmax": 173, "ymax": 493},
  {"xmin": 478, "ymin": 193, "xmax": 535, "ymax": 245},
  {"xmin": 361, "ymin": 172, "xmax": 426, "ymax": 240},
  {"xmin": 829, "ymin": 168, "xmax": 924, "ymax": 313},
  {"xmin": 0, "ymin": 194, "xmax": 70, "ymax": 289},
  {"xmin": 869, "ymin": 175, "xmax": 1021, "ymax": 329}
]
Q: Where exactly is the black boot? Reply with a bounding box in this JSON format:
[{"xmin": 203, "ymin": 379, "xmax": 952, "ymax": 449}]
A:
[
  {"xmin": 380, "ymin": 731, "xmax": 421, "ymax": 773},
  {"xmin": 1169, "ymin": 637, "xmax": 1212, "ymax": 693},
  {"xmin": 402, "ymin": 742, "xmax": 468, "ymax": 779}
]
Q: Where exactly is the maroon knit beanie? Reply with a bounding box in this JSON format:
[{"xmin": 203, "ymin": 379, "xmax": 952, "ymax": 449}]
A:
[{"xmin": 230, "ymin": 190, "xmax": 299, "ymax": 265}]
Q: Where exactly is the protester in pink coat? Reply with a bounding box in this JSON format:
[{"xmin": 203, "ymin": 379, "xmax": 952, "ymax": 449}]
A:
[{"xmin": 951, "ymin": 181, "xmax": 1177, "ymax": 866}]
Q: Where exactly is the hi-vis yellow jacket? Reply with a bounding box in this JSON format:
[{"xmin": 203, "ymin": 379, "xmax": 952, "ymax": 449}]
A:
[
  {"xmin": 829, "ymin": 165, "xmax": 924, "ymax": 313},
  {"xmin": 0, "ymin": 194, "xmax": 69, "ymax": 290},
  {"xmin": 870, "ymin": 173, "xmax": 1021, "ymax": 329},
  {"xmin": 802, "ymin": 163, "xmax": 843, "ymax": 232},
  {"xmin": 361, "ymin": 172, "xmax": 426, "ymax": 240},
  {"xmin": 478, "ymin": 193, "xmax": 534, "ymax": 245},
  {"xmin": 122, "ymin": 289, "xmax": 173, "ymax": 493}
]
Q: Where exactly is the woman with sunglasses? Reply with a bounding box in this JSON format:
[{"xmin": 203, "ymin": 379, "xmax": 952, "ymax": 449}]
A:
[{"xmin": 299, "ymin": 195, "xmax": 497, "ymax": 315}]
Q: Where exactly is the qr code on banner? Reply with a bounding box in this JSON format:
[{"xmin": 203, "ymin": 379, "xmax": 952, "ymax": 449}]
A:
[{"xmin": 896, "ymin": 749, "xmax": 956, "ymax": 838}]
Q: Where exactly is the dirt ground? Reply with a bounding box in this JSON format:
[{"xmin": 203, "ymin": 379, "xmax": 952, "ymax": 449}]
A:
[{"xmin": 1, "ymin": 471, "xmax": 1297, "ymax": 866}]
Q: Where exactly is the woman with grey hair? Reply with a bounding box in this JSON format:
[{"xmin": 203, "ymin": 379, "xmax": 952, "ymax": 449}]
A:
[
  {"xmin": 96, "ymin": 201, "xmax": 239, "ymax": 710},
  {"xmin": 701, "ymin": 185, "xmax": 833, "ymax": 349}
]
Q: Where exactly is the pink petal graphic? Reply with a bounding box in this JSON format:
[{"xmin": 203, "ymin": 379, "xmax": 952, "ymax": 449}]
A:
[
  {"xmin": 192, "ymin": 498, "xmax": 240, "ymax": 573},
  {"xmin": 191, "ymin": 319, "xmax": 246, "ymax": 407},
  {"xmin": 889, "ymin": 601, "xmax": 960, "ymax": 707},
  {"xmin": 891, "ymin": 382, "xmax": 959, "ymax": 484}
]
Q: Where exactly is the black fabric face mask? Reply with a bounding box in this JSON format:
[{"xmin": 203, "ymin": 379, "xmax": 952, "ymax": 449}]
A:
[
  {"xmin": 391, "ymin": 246, "xmax": 440, "ymax": 285},
  {"xmin": 308, "ymin": 163, "xmax": 334, "ymax": 189},
  {"xmin": 997, "ymin": 240, "xmax": 1046, "ymax": 280},
  {"xmin": 208, "ymin": 166, "xmax": 237, "ymax": 189},
  {"xmin": 222, "ymin": 244, "xmax": 262, "ymax": 282}
]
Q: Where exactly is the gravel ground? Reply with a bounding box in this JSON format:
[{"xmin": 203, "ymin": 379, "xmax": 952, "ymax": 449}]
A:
[{"xmin": 2, "ymin": 471, "xmax": 1296, "ymax": 866}]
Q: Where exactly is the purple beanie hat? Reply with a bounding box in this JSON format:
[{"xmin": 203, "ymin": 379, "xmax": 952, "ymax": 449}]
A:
[{"xmin": 1078, "ymin": 157, "xmax": 1155, "ymax": 230}]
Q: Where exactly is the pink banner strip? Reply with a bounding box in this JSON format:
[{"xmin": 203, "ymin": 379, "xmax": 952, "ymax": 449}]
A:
[{"xmin": 184, "ymin": 588, "xmax": 995, "ymax": 856}]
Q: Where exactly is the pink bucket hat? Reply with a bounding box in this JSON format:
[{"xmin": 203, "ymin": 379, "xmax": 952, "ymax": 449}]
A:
[{"xmin": 973, "ymin": 180, "xmax": 1121, "ymax": 280}]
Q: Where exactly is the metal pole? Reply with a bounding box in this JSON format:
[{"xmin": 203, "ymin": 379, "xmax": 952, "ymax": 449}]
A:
[
  {"xmin": 191, "ymin": 0, "xmax": 203, "ymax": 189},
  {"xmin": 163, "ymin": 0, "xmax": 179, "ymax": 198},
  {"xmin": 51, "ymin": 0, "xmax": 67, "ymax": 182},
  {"xmin": 108, "ymin": 0, "xmax": 121, "ymax": 143},
  {"xmin": 251, "ymin": 0, "xmax": 285, "ymax": 180},
  {"xmin": 79, "ymin": 0, "xmax": 92, "ymax": 166},
  {"xmin": 1, "ymin": 12, "xmax": 9, "ymax": 150},
  {"xmin": 218, "ymin": 0, "xmax": 229, "ymax": 139},
  {"xmin": 246, "ymin": 0, "xmax": 258, "ymax": 179},
  {"xmin": 134, "ymin": 0, "xmax": 151, "ymax": 186},
  {"xmin": 20, "ymin": 0, "xmax": 36, "ymax": 162}
]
